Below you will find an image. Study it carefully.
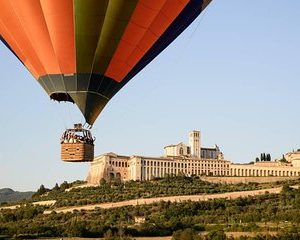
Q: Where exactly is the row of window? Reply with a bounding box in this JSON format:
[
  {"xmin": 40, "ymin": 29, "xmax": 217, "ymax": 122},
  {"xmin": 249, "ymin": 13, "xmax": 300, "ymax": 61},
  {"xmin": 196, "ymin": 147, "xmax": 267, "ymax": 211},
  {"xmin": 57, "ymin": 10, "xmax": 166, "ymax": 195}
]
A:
[
  {"xmin": 109, "ymin": 160, "xmax": 128, "ymax": 168},
  {"xmin": 142, "ymin": 160, "xmax": 229, "ymax": 168},
  {"xmin": 192, "ymin": 132, "xmax": 200, "ymax": 137},
  {"xmin": 201, "ymin": 152, "xmax": 217, "ymax": 159},
  {"xmin": 142, "ymin": 168, "xmax": 300, "ymax": 180},
  {"xmin": 231, "ymin": 168, "xmax": 300, "ymax": 177},
  {"xmin": 144, "ymin": 166, "xmax": 229, "ymax": 171},
  {"xmin": 179, "ymin": 147, "xmax": 191, "ymax": 155},
  {"xmin": 142, "ymin": 166, "xmax": 300, "ymax": 177},
  {"xmin": 143, "ymin": 169, "xmax": 229, "ymax": 180},
  {"xmin": 108, "ymin": 159, "xmax": 231, "ymax": 170},
  {"xmin": 109, "ymin": 160, "xmax": 229, "ymax": 169}
]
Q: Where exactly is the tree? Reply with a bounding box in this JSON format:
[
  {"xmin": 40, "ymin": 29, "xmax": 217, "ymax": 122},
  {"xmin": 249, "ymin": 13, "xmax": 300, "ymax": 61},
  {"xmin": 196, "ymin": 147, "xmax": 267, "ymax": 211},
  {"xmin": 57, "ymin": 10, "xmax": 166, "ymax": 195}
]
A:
[
  {"xmin": 100, "ymin": 178, "xmax": 107, "ymax": 186},
  {"xmin": 207, "ymin": 230, "xmax": 227, "ymax": 240},
  {"xmin": 104, "ymin": 229, "xmax": 113, "ymax": 239},
  {"xmin": 255, "ymin": 157, "xmax": 260, "ymax": 162},
  {"xmin": 172, "ymin": 228, "xmax": 201, "ymax": 240},
  {"xmin": 280, "ymin": 155, "xmax": 287, "ymax": 163},
  {"xmin": 60, "ymin": 181, "xmax": 70, "ymax": 190},
  {"xmin": 281, "ymin": 184, "xmax": 292, "ymax": 194},
  {"xmin": 65, "ymin": 221, "xmax": 88, "ymax": 237},
  {"xmin": 53, "ymin": 183, "xmax": 59, "ymax": 191},
  {"xmin": 33, "ymin": 184, "xmax": 48, "ymax": 197},
  {"xmin": 260, "ymin": 153, "xmax": 266, "ymax": 161}
]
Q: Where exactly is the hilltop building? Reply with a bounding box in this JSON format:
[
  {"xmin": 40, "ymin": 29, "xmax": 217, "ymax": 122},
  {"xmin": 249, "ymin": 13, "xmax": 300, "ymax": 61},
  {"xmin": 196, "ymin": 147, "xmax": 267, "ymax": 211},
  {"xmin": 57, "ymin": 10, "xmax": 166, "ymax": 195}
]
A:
[
  {"xmin": 163, "ymin": 130, "xmax": 223, "ymax": 160},
  {"xmin": 87, "ymin": 131, "xmax": 300, "ymax": 183},
  {"xmin": 285, "ymin": 150, "xmax": 300, "ymax": 167}
]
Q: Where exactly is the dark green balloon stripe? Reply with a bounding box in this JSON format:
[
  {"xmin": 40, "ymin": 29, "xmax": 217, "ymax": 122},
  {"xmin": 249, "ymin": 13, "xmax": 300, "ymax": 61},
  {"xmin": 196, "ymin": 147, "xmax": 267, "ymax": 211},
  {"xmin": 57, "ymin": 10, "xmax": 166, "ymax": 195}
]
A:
[
  {"xmin": 74, "ymin": 0, "xmax": 138, "ymax": 76},
  {"xmin": 92, "ymin": 0, "xmax": 138, "ymax": 74},
  {"xmin": 74, "ymin": 0, "xmax": 110, "ymax": 73}
]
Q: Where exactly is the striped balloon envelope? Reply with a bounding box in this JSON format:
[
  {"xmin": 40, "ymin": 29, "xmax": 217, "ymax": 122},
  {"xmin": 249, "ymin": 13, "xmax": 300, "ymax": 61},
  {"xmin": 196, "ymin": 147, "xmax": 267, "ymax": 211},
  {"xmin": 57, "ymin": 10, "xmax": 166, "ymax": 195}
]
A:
[{"xmin": 0, "ymin": 0, "xmax": 212, "ymax": 125}]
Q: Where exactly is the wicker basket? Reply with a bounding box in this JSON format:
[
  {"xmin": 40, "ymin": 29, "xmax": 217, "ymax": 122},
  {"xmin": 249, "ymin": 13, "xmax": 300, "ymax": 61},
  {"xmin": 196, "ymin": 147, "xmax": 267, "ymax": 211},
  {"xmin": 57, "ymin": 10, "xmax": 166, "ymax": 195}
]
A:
[{"xmin": 61, "ymin": 142, "xmax": 94, "ymax": 162}]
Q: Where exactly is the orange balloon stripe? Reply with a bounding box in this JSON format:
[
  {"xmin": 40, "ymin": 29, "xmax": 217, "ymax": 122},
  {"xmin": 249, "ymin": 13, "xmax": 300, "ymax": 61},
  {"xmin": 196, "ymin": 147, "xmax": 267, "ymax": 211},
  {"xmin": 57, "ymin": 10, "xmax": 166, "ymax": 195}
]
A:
[
  {"xmin": 0, "ymin": 22, "xmax": 38, "ymax": 78},
  {"xmin": 9, "ymin": 0, "xmax": 61, "ymax": 75},
  {"xmin": 104, "ymin": 0, "xmax": 167, "ymax": 82},
  {"xmin": 0, "ymin": 22, "xmax": 25, "ymax": 61},
  {"xmin": 40, "ymin": 0, "xmax": 75, "ymax": 74},
  {"xmin": 0, "ymin": 0, "xmax": 46, "ymax": 78},
  {"xmin": 105, "ymin": 0, "xmax": 189, "ymax": 82}
]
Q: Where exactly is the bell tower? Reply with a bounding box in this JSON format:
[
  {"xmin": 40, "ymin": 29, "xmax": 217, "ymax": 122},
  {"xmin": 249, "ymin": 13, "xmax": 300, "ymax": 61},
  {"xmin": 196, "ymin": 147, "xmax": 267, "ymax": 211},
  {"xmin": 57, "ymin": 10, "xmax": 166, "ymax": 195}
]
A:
[{"xmin": 189, "ymin": 130, "xmax": 201, "ymax": 159}]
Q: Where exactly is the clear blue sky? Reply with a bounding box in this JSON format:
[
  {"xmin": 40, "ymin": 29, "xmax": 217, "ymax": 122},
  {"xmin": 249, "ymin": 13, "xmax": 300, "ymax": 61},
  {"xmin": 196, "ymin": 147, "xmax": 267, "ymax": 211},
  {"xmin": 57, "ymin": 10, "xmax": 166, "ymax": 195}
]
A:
[{"xmin": 1, "ymin": 0, "xmax": 300, "ymax": 191}]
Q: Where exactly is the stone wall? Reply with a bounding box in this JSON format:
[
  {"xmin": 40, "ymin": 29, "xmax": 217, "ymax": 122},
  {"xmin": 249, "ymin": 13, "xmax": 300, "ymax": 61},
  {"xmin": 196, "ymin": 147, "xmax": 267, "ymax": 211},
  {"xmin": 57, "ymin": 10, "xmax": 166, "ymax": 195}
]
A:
[{"xmin": 201, "ymin": 176, "xmax": 299, "ymax": 184}]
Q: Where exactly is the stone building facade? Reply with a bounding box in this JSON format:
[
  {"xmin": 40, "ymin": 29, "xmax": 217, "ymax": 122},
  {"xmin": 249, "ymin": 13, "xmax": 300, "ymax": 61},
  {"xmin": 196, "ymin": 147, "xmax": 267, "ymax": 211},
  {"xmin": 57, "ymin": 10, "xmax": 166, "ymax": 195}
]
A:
[
  {"xmin": 163, "ymin": 130, "xmax": 223, "ymax": 160},
  {"xmin": 86, "ymin": 131, "xmax": 300, "ymax": 184},
  {"xmin": 285, "ymin": 150, "xmax": 300, "ymax": 167},
  {"xmin": 87, "ymin": 153, "xmax": 231, "ymax": 183}
]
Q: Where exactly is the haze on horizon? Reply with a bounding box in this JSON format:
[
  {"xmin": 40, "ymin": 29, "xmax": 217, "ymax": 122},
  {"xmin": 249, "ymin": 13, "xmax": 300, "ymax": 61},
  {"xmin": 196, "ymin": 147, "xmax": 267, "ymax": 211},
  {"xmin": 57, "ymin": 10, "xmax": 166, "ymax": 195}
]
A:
[{"xmin": 0, "ymin": 0, "xmax": 300, "ymax": 191}]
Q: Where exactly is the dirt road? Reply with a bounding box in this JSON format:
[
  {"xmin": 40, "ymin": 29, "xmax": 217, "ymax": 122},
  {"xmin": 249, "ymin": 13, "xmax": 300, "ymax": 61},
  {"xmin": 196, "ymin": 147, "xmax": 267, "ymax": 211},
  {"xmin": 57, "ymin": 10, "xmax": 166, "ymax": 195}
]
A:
[
  {"xmin": 0, "ymin": 200, "xmax": 56, "ymax": 210},
  {"xmin": 44, "ymin": 186, "xmax": 281, "ymax": 214}
]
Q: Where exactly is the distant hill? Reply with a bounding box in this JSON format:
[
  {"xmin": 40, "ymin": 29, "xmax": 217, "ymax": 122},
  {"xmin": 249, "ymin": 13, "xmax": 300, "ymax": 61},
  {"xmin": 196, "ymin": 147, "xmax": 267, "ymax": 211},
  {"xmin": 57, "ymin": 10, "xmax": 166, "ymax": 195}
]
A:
[{"xmin": 0, "ymin": 188, "xmax": 34, "ymax": 203}]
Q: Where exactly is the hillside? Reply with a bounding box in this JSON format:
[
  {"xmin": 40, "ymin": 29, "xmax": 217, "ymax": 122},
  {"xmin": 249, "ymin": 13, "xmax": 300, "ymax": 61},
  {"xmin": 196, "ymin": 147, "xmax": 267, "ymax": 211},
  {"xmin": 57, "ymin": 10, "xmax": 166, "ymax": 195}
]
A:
[
  {"xmin": 1, "ymin": 177, "xmax": 300, "ymax": 239},
  {"xmin": 29, "ymin": 176, "xmax": 286, "ymax": 208},
  {"xmin": 0, "ymin": 181, "xmax": 300, "ymax": 239},
  {"xmin": 6, "ymin": 176, "xmax": 299, "ymax": 208},
  {"xmin": 0, "ymin": 188, "xmax": 34, "ymax": 203}
]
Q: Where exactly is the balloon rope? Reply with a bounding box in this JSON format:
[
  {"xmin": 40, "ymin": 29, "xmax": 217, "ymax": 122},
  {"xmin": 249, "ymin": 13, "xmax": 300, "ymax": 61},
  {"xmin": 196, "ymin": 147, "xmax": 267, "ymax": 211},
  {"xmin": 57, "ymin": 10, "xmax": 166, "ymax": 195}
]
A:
[
  {"xmin": 67, "ymin": 102, "xmax": 73, "ymax": 126},
  {"xmin": 52, "ymin": 101, "xmax": 67, "ymax": 129},
  {"xmin": 188, "ymin": 4, "xmax": 210, "ymax": 42}
]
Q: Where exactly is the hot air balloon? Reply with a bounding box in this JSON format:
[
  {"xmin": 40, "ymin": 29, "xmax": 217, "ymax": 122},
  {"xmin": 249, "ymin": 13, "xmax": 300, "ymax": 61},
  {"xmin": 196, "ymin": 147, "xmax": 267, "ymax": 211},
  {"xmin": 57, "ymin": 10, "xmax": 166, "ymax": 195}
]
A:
[{"xmin": 0, "ymin": 0, "xmax": 212, "ymax": 162}]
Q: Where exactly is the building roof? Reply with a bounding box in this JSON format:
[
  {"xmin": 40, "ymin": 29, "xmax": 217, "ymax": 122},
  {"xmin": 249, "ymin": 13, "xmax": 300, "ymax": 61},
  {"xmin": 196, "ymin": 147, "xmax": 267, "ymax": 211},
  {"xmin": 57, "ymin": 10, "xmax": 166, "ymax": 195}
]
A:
[
  {"xmin": 96, "ymin": 152, "xmax": 230, "ymax": 163},
  {"xmin": 105, "ymin": 152, "xmax": 130, "ymax": 158},
  {"xmin": 164, "ymin": 142, "xmax": 186, "ymax": 148},
  {"xmin": 201, "ymin": 147, "xmax": 217, "ymax": 151}
]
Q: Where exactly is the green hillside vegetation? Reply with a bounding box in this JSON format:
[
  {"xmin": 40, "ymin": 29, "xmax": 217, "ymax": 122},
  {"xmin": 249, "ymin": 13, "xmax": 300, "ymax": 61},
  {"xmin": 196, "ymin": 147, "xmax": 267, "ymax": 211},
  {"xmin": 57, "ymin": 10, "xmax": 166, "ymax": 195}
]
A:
[
  {"xmin": 0, "ymin": 188, "xmax": 34, "ymax": 204},
  {"xmin": 29, "ymin": 176, "xmax": 295, "ymax": 208},
  {"xmin": 0, "ymin": 184, "xmax": 300, "ymax": 239}
]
